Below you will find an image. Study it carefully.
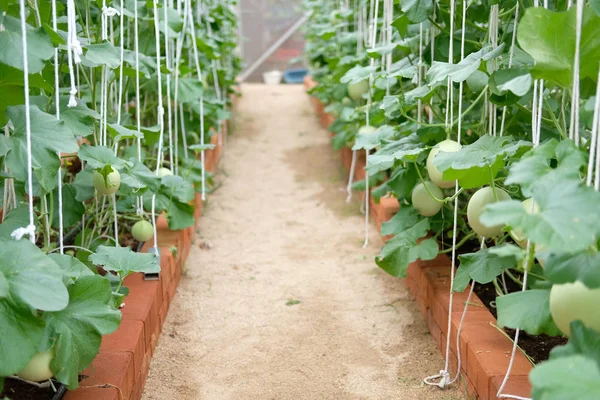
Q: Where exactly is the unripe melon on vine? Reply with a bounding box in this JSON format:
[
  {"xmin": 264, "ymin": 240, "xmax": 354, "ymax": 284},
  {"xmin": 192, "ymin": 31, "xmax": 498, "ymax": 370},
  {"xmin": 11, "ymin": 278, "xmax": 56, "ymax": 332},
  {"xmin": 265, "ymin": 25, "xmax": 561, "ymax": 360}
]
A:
[
  {"xmin": 16, "ymin": 351, "xmax": 54, "ymax": 382},
  {"xmin": 467, "ymin": 186, "xmax": 511, "ymax": 237},
  {"xmin": 358, "ymin": 125, "xmax": 377, "ymax": 135},
  {"xmin": 426, "ymin": 140, "xmax": 461, "ymax": 188},
  {"xmin": 132, "ymin": 220, "xmax": 154, "ymax": 242},
  {"xmin": 158, "ymin": 167, "xmax": 173, "ymax": 177},
  {"xmin": 341, "ymin": 97, "xmax": 352, "ymax": 106},
  {"xmin": 550, "ymin": 281, "xmax": 600, "ymax": 336},
  {"xmin": 412, "ymin": 182, "xmax": 443, "ymax": 216},
  {"xmin": 347, "ymin": 80, "xmax": 369, "ymax": 101},
  {"xmin": 510, "ymin": 198, "xmax": 540, "ymax": 248},
  {"xmin": 93, "ymin": 167, "xmax": 121, "ymax": 195}
]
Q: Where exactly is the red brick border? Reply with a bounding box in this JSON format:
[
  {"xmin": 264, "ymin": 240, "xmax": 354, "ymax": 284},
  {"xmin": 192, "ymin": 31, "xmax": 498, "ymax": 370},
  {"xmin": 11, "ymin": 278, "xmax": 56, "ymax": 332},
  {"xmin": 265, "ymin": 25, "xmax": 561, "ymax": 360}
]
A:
[
  {"xmin": 306, "ymin": 78, "xmax": 533, "ymax": 400},
  {"xmin": 64, "ymin": 105, "xmax": 232, "ymax": 400}
]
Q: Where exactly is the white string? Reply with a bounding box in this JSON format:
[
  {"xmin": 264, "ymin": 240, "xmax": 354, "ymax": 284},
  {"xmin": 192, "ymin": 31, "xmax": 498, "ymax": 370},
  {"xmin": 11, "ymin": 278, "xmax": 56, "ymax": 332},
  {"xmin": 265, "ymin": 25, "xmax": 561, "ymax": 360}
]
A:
[
  {"xmin": 12, "ymin": 0, "xmax": 36, "ymax": 243},
  {"xmin": 66, "ymin": 0, "xmax": 82, "ymax": 107},
  {"xmin": 362, "ymin": 0, "xmax": 380, "ymax": 249},
  {"xmin": 186, "ymin": 0, "xmax": 207, "ymax": 200},
  {"xmin": 163, "ymin": 2, "xmax": 175, "ymax": 173},
  {"xmin": 499, "ymin": 3, "xmax": 519, "ymax": 136},
  {"xmin": 151, "ymin": 0, "xmax": 166, "ymax": 250},
  {"xmin": 569, "ymin": 0, "xmax": 584, "ymax": 145},
  {"xmin": 417, "ymin": 23, "xmax": 423, "ymax": 125},
  {"xmin": 49, "ymin": 0, "xmax": 65, "ymax": 253},
  {"xmin": 424, "ymin": 0, "xmax": 461, "ymax": 388},
  {"xmin": 346, "ymin": 150, "xmax": 358, "ymax": 202}
]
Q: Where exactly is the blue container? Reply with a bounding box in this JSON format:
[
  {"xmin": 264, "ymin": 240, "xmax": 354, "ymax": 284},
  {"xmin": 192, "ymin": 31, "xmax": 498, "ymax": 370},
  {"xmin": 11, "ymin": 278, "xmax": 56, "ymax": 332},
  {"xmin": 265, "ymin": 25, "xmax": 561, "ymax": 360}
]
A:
[{"xmin": 283, "ymin": 68, "xmax": 309, "ymax": 84}]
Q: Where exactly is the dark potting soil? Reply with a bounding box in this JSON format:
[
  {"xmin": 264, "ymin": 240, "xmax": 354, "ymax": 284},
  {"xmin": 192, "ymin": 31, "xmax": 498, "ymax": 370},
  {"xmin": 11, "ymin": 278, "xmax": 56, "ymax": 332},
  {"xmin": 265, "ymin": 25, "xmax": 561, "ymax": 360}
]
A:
[
  {"xmin": 0, "ymin": 378, "xmax": 66, "ymax": 400},
  {"xmin": 472, "ymin": 278, "xmax": 568, "ymax": 364}
]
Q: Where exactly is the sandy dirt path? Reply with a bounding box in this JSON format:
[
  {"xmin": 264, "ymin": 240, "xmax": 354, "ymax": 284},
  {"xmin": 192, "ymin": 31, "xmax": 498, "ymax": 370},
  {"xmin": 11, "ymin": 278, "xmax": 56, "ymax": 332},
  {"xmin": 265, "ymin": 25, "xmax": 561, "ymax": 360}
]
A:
[{"xmin": 142, "ymin": 84, "xmax": 463, "ymax": 400}]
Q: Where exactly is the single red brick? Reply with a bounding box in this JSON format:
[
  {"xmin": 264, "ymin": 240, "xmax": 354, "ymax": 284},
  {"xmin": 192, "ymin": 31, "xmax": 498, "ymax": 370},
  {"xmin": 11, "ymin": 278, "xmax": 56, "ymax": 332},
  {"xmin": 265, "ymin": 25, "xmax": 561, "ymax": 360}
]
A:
[
  {"xmin": 122, "ymin": 273, "xmax": 162, "ymax": 354},
  {"xmin": 427, "ymin": 309, "xmax": 442, "ymax": 349},
  {"xmin": 99, "ymin": 321, "xmax": 145, "ymax": 377},
  {"xmin": 490, "ymin": 375, "xmax": 532, "ymax": 399},
  {"xmin": 75, "ymin": 352, "xmax": 135, "ymax": 400},
  {"xmin": 64, "ymin": 387, "xmax": 119, "ymax": 400},
  {"xmin": 156, "ymin": 214, "xmax": 183, "ymax": 249},
  {"xmin": 468, "ymin": 334, "xmax": 533, "ymax": 400},
  {"xmin": 431, "ymin": 288, "xmax": 487, "ymax": 335}
]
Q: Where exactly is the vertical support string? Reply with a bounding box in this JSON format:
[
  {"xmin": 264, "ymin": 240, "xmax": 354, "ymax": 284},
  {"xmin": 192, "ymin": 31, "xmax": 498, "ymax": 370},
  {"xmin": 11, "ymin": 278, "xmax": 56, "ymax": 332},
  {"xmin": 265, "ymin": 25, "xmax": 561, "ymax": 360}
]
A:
[{"xmin": 569, "ymin": 0, "xmax": 584, "ymax": 146}]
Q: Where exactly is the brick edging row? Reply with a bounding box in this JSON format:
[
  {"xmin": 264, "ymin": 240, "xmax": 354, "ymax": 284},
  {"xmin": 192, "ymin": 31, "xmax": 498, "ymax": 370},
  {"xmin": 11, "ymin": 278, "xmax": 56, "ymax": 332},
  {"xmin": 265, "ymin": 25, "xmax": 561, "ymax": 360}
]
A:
[
  {"xmin": 304, "ymin": 75, "xmax": 532, "ymax": 400},
  {"xmin": 64, "ymin": 92, "xmax": 239, "ymax": 400}
]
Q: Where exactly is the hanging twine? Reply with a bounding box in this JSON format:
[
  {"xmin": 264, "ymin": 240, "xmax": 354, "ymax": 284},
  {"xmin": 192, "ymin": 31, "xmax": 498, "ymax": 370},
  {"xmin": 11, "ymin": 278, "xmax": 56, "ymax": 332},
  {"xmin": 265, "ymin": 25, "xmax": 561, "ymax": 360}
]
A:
[
  {"xmin": 12, "ymin": 0, "xmax": 36, "ymax": 243},
  {"xmin": 67, "ymin": 0, "xmax": 82, "ymax": 107}
]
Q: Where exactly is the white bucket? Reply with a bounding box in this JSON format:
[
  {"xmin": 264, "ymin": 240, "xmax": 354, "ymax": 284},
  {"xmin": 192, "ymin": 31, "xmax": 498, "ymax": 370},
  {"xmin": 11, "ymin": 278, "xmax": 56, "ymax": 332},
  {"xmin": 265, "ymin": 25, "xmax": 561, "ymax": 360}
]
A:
[{"xmin": 263, "ymin": 70, "xmax": 283, "ymax": 85}]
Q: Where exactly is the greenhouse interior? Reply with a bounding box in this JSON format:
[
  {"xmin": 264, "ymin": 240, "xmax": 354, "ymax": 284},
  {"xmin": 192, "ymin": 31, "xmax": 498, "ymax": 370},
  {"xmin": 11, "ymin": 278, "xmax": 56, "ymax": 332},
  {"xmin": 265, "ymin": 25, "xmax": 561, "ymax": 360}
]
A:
[{"xmin": 0, "ymin": 0, "xmax": 599, "ymax": 399}]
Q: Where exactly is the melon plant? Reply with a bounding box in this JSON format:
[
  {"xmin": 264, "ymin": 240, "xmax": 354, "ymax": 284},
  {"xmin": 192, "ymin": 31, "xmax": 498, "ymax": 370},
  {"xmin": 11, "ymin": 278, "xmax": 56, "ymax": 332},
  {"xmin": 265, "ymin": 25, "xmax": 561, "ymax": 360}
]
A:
[
  {"xmin": 426, "ymin": 140, "xmax": 461, "ymax": 189},
  {"xmin": 412, "ymin": 182, "xmax": 443, "ymax": 217}
]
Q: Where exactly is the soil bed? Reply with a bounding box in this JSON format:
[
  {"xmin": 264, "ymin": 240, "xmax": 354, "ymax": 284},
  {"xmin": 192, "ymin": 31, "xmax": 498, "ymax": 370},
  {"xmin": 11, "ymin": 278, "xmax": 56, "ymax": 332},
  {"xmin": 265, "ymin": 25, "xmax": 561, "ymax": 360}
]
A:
[
  {"xmin": 473, "ymin": 276, "xmax": 567, "ymax": 364},
  {"xmin": 1, "ymin": 378, "xmax": 66, "ymax": 400}
]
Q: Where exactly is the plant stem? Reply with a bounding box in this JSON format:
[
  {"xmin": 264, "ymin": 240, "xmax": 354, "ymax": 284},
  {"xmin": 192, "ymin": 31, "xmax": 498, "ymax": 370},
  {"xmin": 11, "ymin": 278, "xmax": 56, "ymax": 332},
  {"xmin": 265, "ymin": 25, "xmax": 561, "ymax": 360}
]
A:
[{"xmin": 439, "ymin": 231, "xmax": 477, "ymax": 253}]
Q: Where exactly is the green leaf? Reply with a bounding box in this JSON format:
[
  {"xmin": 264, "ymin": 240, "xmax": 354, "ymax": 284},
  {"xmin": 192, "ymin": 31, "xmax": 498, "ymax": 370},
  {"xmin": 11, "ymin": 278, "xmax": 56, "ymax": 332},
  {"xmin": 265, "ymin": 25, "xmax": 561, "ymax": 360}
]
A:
[
  {"xmin": 544, "ymin": 250, "xmax": 600, "ymax": 289},
  {"xmin": 427, "ymin": 45, "xmax": 504, "ymax": 85},
  {"xmin": 48, "ymin": 253, "xmax": 94, "ymax": 284},
  {"xmin": 90, "ymin": 246, "xmax": 160, "ymax": 277},
  {"xmin": 482, "ymin": 178, "xmax": 600, "ymax": 253},
  {"xmin": 0, "ymin": 206, "xmax": 38, "ymax": 240},
  {"xmin": 0, "ymin": 238, "xmax": 69, "ymax": 311},
  {"xmin": 386, "ymin": 165, "xmax": 418, "ymax": 201},
  {"xmin": 375, "ymin": 219, "xmax": 438, "ymax": 277},
  {"xmin": 78, "ymin": 145, "xmax": 129, "ymax": 170},
  {"xmin": 0, "ymin": 16, "xmax": 54, "ymax": 73},
  {"xmin": 381, "ymin": 207, "xmax": 420, "ymax": 236},
  {"xmin": 107, "ymin": 123, "xmax": 144, "ymax": 142},
  {"xmin": 160, "ymin": 175, "xmax": 195, "ymax": 202},
  {"xmin": 6, "ymin": 105, "xmax": 79, "ymax": 191},
  {"xmin": 505, "ymin": 139, "xmax": 585, "ymax": 197},
  {"xmin": 530, "ymin": 355, "xmax": 600, "ymax": 400},
  {"xmin": 454, "ymin": 248, "xmax": 516, "ymax": 292},
  {"xmin": 81, "ymin": 42, "xmax": 121, "ymax": 69},
  {"xmin": 189, "ymin": 143, "xmax": 216, "ymax": 153},
  {"xmin": 489, "ymin": 67, "xmax": 532, "ymax": 97},
  {"xmin": 391, "ymin": 14, "xmax": 410, "ymax": 38},
  {"xmin": 400, "ymin": 0, "xmax": 433, "ymax": 23},
  {"xmin": 352, "ymin": 125, "xmax": 396, "ymax": 151},
  {"xmin": 550, "ymin": 321, "xmax": 600, "ymax": 369},
  {"xmin": 433, "ymin": 134, "xmax": 531, "ymax": 189},
  {"xmin": 177, "ymin": 78, "xmax": 204, "ymax": 104},
  {"xmin": 518, "ymin": 5, "xmax": 600, "ymax": 88},
  {"xmin": 72, "ymin": 169, "xmax": 95, "ymax": 202},
  {"xmin": 496, "ymin": 289, "xmax": 562, "ymax": 336},
  {"xmin": 58, "ymin": 97, "xmax": 101, "ymax": 138},
  {"xmin": 340, "ymin": 64, "xmax": 377, "ymax": 84},
  {"xmin": 0, "ymin": 297, "xmax": 45, "ymax": 376},
  {"xmin": 367, "ymin": 42, "xmax": 399, "ymax": 58},
  {"xmin": 51, "ymin": 184, "xmax": 85, "ymax": 229},
  {"xmin": 44, "ymin": 275, "xmax": 121, "ymax": 389},
  {"xmin": 366, "ymin": 133, "xmax": 427, "ymax": 174},
  {"xmin": 120, "ymin": 160, "xmax": 160, "ymax": 192}
]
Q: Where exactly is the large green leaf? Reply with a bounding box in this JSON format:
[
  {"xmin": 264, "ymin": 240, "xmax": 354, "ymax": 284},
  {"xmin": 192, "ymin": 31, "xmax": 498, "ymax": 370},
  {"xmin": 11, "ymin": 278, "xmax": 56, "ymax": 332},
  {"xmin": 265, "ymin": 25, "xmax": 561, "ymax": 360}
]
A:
[
  {"xmin": 482, "ymin": 177, "xmax": 600, "ymax": 253},
  {"xmin": 352, "ymin": 125, "xmax": 396, "ymax": 151},
  {"xmin": 90, "ymin": 246, "xmax": 160, "ymax": 277},
  {"xmin": 0, "ymin": 16, "xmax": 54, "ymax": 73},
  {"xmin": 489, "ymin": 67, "xmax": 532, "ymax": 97},
  {"xmin": 78, "ymin": 145, "xmax": 129, "ymax": 170},
  {"xmin": 366, "ymin": 133, "xmax": 427, "ymax": 174},
  {"xmin": 530, "ymin": 355, "xmax": 600, "ymax": 399},
  {"xmin": 375, "ymin": 219, "xmax": 438, "ymax": 277},
  {"xmin": 81, "ymin": 42, "xmax": 121, "ymax": 69},
  {"xmin": 434, "ymin": 135, "xmax": 531, "ymax": 189},
  {"xmin": 544, "ymin": 250, "xmax": 600, "ymax": 289},
  {"xmin": 427, "ymin": 45, "xmax": 504, "ymax": 85},
  {"xmin": 44, "ymin": 275, "xmax": 121, "ymax": 389},
  {"xmin": 0, "ymin": 206, "xmax": 38, "ymax": 240},
  {"xmin": 496, "ymin": 289, "xmax": 562, "ymax": 336},
  {"xmin": 550, "ymin": 321, "xmax": 600, "ymax": 369},
  {"xmin": 160, "ymin": 175, "xmax": 195, "ymax": 202},
  {"xmin": 72, "ymin": 169, "xmax": 95, "ymax": 202},
  {"xmin": 518, "ymin": 5, "xmax": 600, "ymax": 88},
  {"xmin": 340, "ymin": 64, "xmax": 377, "ymax": 84},
  {"xmin": 178, "ymin": 78, "xmax": 205, "ymax": 104},
  {"xmin": 505, "ymin": 139, "xmax": 585, "ymax": 197},
  {"xmin": 380, "ymin": 207, "xmax": 420, "ymax": 236},
  {"xmin": 400, "ymin": 0, "xmax": 433, "ymax": 23},
  {"xmin": 386, "ymin": 165, "xmax": 418, "ymax": 201},
  {"xmin": 0, "ymin": 297, "xmax": 45, "ymax": 376},
  {"xmin": 454, "ymin": 247, "xmax": 516, "ymax": 292},
  {"xmin": 6, "ymin": 105, "xmax": 79, "ymax": 191},
  {"xmin": 0, "ymin": 238, "xmax": 68, "ymax": 311},
  {"xmin": 48, "ymin": 253, "xmax": 94, "ymax": 285},
  {"xmin": 51, "ymin": 184, "xmax": 85, "ymax": 229}
]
